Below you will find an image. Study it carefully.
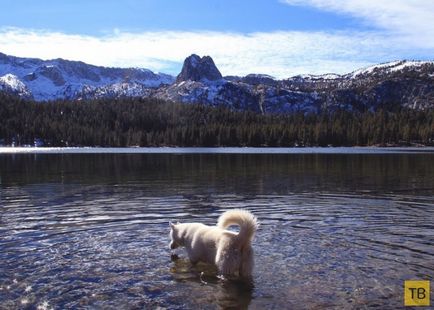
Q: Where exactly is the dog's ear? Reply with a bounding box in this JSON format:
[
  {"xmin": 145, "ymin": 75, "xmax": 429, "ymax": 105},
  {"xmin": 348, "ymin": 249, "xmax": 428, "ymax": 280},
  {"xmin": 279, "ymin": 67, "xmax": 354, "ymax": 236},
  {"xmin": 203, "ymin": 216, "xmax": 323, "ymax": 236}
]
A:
[{"xmin": 169, "ymin": 221, "xmax": 175, "ymax": 228}]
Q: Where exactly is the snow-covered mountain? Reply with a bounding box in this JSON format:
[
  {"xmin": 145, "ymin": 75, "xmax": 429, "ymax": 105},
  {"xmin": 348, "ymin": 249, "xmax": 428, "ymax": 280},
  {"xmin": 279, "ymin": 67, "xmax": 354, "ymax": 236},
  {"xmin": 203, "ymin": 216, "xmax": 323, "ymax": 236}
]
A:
[
  {"xmin": 0, "ymin": 52, "xmax": 174, "ymax": 101},
  {"xmin": 0, "ymin": 73, "xmax": 32, "ymax": 99},
  {"xmin": 280, "ymin": 60, "xmax": 434, "ymax": 111},
  {"xmin": 1, "ymin": 51, "xmax": 433, "ymax": 112},
  {"xmin": 155, "ymin": 55, "xmax": 434, "ymax": 112}
]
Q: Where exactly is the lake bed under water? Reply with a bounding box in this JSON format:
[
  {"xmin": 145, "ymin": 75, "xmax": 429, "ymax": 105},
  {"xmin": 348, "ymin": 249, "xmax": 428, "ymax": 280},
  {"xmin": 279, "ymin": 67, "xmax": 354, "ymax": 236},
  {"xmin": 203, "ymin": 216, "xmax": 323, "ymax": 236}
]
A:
[{"xmin": 0, "ymin": 149, "xmax": 433, "ymax": 309}]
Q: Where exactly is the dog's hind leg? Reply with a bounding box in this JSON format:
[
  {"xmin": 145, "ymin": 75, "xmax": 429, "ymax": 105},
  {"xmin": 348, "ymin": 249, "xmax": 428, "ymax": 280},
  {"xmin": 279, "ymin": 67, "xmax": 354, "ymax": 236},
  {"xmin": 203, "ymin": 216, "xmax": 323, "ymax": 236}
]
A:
[
  {"xmin": 240, "ymin": 246, "xmax": 254, "ymax": 277},
  {"xmin": 216, "ymin": 248, "xmax": 240, "ymax": 276}
]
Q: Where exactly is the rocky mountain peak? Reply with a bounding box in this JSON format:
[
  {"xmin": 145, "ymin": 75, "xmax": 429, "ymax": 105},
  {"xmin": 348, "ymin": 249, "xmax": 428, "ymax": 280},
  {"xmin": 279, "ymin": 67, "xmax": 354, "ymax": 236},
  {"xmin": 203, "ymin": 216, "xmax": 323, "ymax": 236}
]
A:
[
  {"xmin": 0, "ymin": 73, "xmax": 32, "ymax": 99},
  {"xmin": 176, "ymin": 54, "xmax": 222, "ymax": 83},
  {"xmin": 0, "ymin": 51, "xmax": 433, "ymax": 112}
]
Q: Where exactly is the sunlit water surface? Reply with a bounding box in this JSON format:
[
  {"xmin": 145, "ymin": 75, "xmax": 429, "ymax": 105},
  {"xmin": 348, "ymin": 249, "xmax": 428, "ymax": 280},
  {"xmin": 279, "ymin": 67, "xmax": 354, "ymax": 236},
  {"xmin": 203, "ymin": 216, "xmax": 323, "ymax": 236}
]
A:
[{"xmin": 1, "ymin": 150, "xmax": 433, "ymax": 309}]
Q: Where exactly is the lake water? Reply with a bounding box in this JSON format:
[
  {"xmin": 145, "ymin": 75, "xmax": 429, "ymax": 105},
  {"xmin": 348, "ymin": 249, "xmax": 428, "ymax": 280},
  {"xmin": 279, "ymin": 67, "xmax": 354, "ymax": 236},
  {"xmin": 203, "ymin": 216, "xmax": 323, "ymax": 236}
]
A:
[{"xmin": 1, "ymin": 149, "xmax": 433, "ymax": 309}]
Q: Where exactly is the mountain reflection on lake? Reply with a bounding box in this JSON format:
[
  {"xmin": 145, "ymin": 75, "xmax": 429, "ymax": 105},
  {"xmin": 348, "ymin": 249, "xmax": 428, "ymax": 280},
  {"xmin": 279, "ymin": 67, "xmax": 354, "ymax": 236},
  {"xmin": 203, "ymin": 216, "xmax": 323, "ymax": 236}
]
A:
[{"xmin": 1, "ymin": 150, "xmax": 433, "ymax": 309}]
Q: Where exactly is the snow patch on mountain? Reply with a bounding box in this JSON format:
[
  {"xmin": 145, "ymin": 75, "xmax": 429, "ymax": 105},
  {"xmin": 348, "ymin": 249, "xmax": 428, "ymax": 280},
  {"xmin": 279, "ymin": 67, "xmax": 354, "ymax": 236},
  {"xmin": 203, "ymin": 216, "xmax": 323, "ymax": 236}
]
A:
[
  {"xmin": 300, "ymin": 73, "xmax": 342, "ymax": 80},
  {"xmin": 0, "ymin": 73, "xmax": 25, "ymax": 89},
  {"xmin": 388, "ymin": 60, "xmax": 434, "ymax": 72},
  {"xmin": 0, "ymin": 73, "xmax": 32, "ymax": 99},
  {"xmin": 348, "ymin": 60, "xmax": 434, "ymax": 78}
]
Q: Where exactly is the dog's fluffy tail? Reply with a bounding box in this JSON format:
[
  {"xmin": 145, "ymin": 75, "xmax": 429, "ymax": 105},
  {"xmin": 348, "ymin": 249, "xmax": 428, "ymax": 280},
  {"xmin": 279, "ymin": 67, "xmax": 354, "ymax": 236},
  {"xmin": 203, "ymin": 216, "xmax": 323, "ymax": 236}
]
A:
[{"xmin": 217, "ymin": 209, "xmax": 258, "ymax": 244}]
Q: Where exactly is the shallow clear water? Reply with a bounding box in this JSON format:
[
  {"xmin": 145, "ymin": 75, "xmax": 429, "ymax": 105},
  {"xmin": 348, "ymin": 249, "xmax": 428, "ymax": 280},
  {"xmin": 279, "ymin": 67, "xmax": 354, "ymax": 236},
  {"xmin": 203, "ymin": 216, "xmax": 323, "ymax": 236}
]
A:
[{"xmin": 1, "ymin": 151, "xmax": 433, "ymax": 309}]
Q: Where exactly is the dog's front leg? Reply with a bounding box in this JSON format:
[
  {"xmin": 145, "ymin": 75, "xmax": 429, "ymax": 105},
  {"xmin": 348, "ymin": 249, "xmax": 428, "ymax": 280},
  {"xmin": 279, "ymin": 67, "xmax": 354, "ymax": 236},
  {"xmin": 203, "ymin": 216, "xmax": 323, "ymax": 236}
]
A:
[{"xmin": 186, "ymin": 247, "xmax": 200, "ymax": 265}]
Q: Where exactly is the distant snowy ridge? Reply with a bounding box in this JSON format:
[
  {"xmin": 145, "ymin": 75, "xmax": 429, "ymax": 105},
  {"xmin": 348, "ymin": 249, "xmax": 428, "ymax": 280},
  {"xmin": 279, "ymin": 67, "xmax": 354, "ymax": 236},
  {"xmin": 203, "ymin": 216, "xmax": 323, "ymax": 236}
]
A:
[
  {"xmin": 0, "ymin": 52, "xmax": 174, "ymax": 101},
  {"xmin": 1, "ymin": 52, "xmax": 434, "ymax": 112},
  {"xmin": 347, "ymin": 60, "xmax": 434, "ymax": 78}
]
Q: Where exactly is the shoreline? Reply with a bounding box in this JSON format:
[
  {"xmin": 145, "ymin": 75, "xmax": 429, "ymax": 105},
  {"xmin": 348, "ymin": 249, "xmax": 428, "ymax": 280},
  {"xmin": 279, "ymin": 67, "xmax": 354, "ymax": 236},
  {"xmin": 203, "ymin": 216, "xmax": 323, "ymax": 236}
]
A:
[{"xmin": 1, "ymin": 146, "xmax": 434, "ymax": 154}]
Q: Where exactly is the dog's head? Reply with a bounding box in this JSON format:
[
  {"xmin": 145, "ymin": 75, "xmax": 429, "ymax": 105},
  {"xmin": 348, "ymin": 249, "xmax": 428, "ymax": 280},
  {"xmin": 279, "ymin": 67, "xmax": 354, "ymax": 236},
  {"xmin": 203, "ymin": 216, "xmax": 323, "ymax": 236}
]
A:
[{"xmin": 169, "ymin": 221, "xmax": 181, "ymax": 250}]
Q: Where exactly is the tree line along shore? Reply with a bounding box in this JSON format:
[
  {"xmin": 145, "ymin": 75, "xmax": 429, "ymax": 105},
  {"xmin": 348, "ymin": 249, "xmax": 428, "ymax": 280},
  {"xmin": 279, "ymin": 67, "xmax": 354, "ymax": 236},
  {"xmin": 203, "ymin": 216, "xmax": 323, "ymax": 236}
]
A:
[{"xmin": 0, "ymin": 93, "xmax": 433, "ymax": 147}]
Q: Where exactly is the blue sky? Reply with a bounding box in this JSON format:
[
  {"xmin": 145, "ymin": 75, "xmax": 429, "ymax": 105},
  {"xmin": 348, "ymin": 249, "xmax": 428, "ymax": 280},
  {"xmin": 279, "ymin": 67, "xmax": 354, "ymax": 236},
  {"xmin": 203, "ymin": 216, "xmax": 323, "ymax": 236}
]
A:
[
  {"xmin": 0, "ymin": 0, "xmax": 367, "ymax": 34},
  {"xmin": 0, "ymin": 0, "xmax": 433, "ymax": 78}
]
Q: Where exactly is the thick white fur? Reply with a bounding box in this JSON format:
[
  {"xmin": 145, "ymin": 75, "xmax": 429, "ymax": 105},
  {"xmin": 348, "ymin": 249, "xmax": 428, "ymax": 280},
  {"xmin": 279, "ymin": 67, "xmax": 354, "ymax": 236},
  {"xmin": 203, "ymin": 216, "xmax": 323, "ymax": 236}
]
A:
[{"xmin": 169, "ymin": 209, "xmax": 258, "ymax": 277}]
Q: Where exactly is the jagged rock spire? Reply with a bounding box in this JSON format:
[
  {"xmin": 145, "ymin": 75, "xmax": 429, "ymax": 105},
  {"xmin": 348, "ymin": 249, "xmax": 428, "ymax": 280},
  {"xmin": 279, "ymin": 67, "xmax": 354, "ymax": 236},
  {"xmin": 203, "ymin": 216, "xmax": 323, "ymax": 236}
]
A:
[{"xmin": 176, "ymin": 54, "xmax": 222, "ymax": 83}]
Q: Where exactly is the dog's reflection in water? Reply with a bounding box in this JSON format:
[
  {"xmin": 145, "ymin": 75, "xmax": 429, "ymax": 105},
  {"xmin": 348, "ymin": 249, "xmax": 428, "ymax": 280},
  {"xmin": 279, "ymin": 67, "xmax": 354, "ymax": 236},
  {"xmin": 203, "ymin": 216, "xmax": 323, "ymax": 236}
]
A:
[{"xmin": 170, "ymin": 255, "xmax": 253, "ymax": 309}]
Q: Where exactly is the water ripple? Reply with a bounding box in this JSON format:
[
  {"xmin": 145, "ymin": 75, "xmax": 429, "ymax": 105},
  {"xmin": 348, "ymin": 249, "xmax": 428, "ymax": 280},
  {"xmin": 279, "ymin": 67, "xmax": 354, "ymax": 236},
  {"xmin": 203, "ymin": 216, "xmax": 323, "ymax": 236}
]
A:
[{"xmin": 1, "ymin": 153, "xmax": 434, "ymax": 309}]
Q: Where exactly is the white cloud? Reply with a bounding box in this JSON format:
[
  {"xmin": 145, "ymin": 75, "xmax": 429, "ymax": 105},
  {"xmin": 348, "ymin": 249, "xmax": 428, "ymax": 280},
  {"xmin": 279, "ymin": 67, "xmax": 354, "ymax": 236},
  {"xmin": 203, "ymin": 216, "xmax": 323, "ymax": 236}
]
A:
[
  {"xmin": 0, "ymin": 26, "xmax": 432, "ymax": 79},
  {"xmin": 281, "ymin": 0, "xmax": 434, "ymax": 46}
]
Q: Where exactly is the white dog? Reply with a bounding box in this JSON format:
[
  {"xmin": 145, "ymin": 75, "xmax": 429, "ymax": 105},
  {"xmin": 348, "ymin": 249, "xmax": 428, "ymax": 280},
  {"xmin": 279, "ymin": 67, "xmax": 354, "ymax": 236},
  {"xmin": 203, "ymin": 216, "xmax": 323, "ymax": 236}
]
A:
[{"xmin": 169, "ymin": 209, "xmax": 258, "ymax": 277}]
